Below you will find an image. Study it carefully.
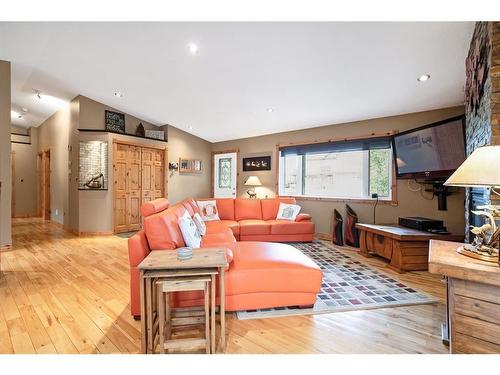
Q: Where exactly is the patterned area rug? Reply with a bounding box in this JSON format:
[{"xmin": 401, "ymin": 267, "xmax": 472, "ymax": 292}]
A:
[{"xmin": 236, "ymin": 241, "xmax": 437, "ymax": 320}]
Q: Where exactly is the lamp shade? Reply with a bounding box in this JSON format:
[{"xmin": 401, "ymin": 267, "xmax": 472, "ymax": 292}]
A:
[
  {"xmin": 244, "ymin": 176, "xmax": 262, "ymax": 186},
  {"xmin": 444, "ymin": 145, "xmax": 500, "ymax": 187}
]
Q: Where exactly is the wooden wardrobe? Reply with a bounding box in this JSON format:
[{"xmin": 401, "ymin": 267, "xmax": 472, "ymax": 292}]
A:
[{"xmin": 113, "ymin": 141, "xmax": 166, "ymax": 233}]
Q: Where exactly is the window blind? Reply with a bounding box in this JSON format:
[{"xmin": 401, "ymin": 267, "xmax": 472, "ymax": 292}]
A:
[{"xmin": 279, "ymin": 136, "xmax": 392, "ymax": 156}]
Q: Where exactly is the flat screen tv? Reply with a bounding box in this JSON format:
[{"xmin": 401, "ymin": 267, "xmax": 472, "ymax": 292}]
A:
[{"xmin": 392, "ymin": 115, "xmax": 466, "ymax": 180}]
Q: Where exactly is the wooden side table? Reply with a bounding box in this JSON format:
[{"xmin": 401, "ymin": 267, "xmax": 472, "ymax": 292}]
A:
[{"xmin": 138, "ymin": 248, "xmax": 228, "ymax": 354}]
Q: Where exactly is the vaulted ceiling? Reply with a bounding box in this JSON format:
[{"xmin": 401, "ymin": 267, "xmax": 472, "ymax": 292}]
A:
[{"xmin": 1, "ymin": 22, "xmax": 474, "ymax": 142}]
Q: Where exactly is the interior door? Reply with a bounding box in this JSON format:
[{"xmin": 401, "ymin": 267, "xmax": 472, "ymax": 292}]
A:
[
  {"xmin": 153, "ymin": 149, "xmax": 164, "ymax": 199},
  {"xmin": 214, "ymin": 152, "xmax": 237, "ymax": 198},
  {"xmin": 113, "ymin": 143, "xmax": 129, "ymax": 232},
  {"xmin": 128, "ymin": 146, "xmax": 142, "ymax": 231},
  {"xmin": 141, "ymin": 148, "xmax": 155, "ymax": 205}
]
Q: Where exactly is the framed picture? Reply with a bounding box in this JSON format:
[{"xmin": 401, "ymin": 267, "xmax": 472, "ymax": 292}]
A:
[
  {"xmin": 242, "ymin": 155, "xmax": 271, "ymax": 171},
  {"xmin": 105, "ymin": 110, "xmax": 125, "ymax": 133},
  {"xmin": 179, "ymin": 158, "xmax": 202, "ymax": 173},
  {"xmin": 145, "ymin": 129, "xmax": 165, "ymax": 140}
]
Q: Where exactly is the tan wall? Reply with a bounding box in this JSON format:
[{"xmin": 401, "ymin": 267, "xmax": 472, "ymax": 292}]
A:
[
  {"xmin": 0, "ymin": 60, "xmax": 12, "ymax": 246},
  {"xmin": 11, "ymin": 125, "xmax": 38, "ymax": 217},
  {"xmin": 212, "ymin": 106, "xmax": 467, "ymax": 235},
  {"xmin": 78, "ymin": 95, "xmax": 158, "ymax": 133},
  {"xmin": 166, "ymin": 125, "xmax": 212, "ymax": 205},
  {"xmin": 37, "ymin": 102, "xmax": 74, "ymax": 225}
]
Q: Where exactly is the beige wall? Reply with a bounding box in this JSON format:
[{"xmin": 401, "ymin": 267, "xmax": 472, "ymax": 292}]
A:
[
  {"xmin": 37, "ymin": 101, "xmax": 74, "ymax": 226},
  {"xmin": 166, "ymin": 125, "xmax": 212, "ymax": 204},
  {"xmin": 0, "ymin": 60, "xmax": 12, "ymax": 246},
  {"xmin": 78, "ymin": 95, "xmax": 158, "ymax": 133},
  {"xmin": 11, "ymin": 125, "xmax": 38, "ymax": 217},
  {"xmin": 213, "ymin": 106, "xmax": 467, "ymax": 235}
]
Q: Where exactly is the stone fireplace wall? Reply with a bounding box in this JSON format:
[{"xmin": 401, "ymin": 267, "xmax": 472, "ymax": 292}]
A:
[{"xmin": 464, "ymin": 22, "xmax": 500, "ymax": 241}]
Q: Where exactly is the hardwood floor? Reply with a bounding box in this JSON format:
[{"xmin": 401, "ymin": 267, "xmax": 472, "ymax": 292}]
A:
[{"xmin": 0, "ymin": 218, "xmax": 449, "ymax": 354}]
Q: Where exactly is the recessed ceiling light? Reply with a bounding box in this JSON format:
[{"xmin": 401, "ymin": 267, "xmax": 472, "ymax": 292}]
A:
[
  {"xmin": 21, "ymin": 107, "xmax": 28, "ymax": 113},
  {"xmin": 188, "ymin": 125, "xmax": 193, "ymax": 130},
  {"xmin": 114, "ymin": 92, "xmax": 123, "ymax": 98},
  {"xmin": 11, "ymin": 110, "xmax": 22, "ymax": 119},
  {"xmin": 188, "ymin": 43, "xmax": 199, "ymax": 55},
  {"xmin": 417, "ymin": 74, "xmax": 430, "ymax": 82},
  {"xmin": 267, "ymin": 107, "xmax": 275, "ymax": 113},
  {"xmin": 34, "ymin": 90, "xmax": 42, "ymax": 100}
]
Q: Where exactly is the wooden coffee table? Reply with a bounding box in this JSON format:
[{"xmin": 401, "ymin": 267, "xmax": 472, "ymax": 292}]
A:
[
  {"xmin": 138, "ymin": 248, "xmax": 228, "ymax": 354},
  {"xmin": 356, "ymin": 223, "xmax": 463, "ymax": 273}
]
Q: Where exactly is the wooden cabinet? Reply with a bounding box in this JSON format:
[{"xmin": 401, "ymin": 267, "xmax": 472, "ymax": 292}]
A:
[
  {"xmin": 113, "ymin": 142, "xmax": 166, "ymax": 233},
  {"xmin": 429, "ymin": 240, "xmax": 500, "ymax": 354},
  {"xmin": 357, "ymin": 224, "xmax": 463, "ymax": 273}
]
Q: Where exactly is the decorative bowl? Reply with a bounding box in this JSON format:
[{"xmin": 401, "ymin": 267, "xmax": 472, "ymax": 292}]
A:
[{"xmin": 176, "ymin": 247, "xmax": 193, "ymax": 260}]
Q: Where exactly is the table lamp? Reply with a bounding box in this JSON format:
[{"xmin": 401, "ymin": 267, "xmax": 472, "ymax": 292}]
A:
[
  {"xmin": 444, "ymin": 145, "xmax": 500, "ymax": 263},
  {"xmin": 245, "ymin": 176, "xmax": 262, "ymax": 199}
]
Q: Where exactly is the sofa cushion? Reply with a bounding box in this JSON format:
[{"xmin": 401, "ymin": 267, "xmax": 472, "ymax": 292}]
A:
[
  {"xmin": 143, "ymin": 206, "xmax": 187, "ymax": 250},
  {"xmin": 192, "ymin": 213, "xmax": 207, "ymax": 235},
  {"xmin": 205, "ymin": 220, "xmax": 240, "ymax": 236},
  {"xmin": 295, "ymin": 213, "xmax": 312, "ymax": 222},
  {"xmin": 215, "ymin": 198, "xmax": 235, "ymax": 220},
  {"xmin": 197, "ymin": 200, "xmax": 220, "ymax": 221},
  {"xmin": 178, "ymin": 211, "xmax": 201, "ymax": 248},
  {"xmin": 224, "ymin": 242, "xmax": 322, "ymax": 296},
  {"xmin": 201, "ymin": 229, "xmax": 237, "ymax": 247},
  {"xmin": 239, "ymin": 219, "xmax": 270, "ymax": 235},
  {"xmin": 140, "ymin": 198, "xmax": 169, "ymax": 217},
  {"xmin": 261, "ymin": 197, "xmax": 296, "ymax": 220},
  {"xmin": 267, "ymin": 220, "xmax": 315, "ymax": 235},
  {"xmin": 235, "ymin": 198, "xmax": 262, "ymax": 220},
  {"xmin": 276, "ymin": 202, "xmax": 301, "ymax": 221},
  {"xmin": 181, "ymin": 199, "xmax": 196, "ymax": 216}
]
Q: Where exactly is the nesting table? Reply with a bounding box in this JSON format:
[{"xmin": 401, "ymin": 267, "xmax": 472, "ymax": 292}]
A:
[{"xmin": 138, "ymin": 248, "xmax": 228, "ymax": 354}]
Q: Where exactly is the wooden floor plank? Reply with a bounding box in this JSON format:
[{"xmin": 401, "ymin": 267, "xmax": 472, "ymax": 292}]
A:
[{"xmin": 0, "ymin": 218, "xmax": 450, "ymax": 354}]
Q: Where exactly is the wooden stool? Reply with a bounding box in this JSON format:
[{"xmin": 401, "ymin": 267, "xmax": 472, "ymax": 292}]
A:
[{"xmin": 156, "ymin": 276, "xmax": 211, "ymax": 354}]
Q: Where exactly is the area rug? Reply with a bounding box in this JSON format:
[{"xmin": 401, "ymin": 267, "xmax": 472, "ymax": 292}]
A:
[{"xmin": 235, "ymin": 241, "xmax": 437, "ymax": 320}]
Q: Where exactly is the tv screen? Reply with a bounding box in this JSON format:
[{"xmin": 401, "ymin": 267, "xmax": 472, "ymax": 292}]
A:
[{"xmin": 392, "ymin": 116, "xmax": 466, "ymax": 180}]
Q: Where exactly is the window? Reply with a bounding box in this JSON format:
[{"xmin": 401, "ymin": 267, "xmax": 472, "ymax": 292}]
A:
[{"xmin": 279, "ymin": 138, "xmax": 393, "ymax": 200}]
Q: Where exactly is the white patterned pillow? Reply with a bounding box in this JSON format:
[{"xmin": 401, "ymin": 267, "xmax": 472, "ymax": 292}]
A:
[
  {"xmin": 178, "ymin": 211, "xmax": 201, "ymax": 248},
  {"xmin": 192, "ymin": 213, "xmax": 207, "ymax": 236},
  {"xmin": 196, "ymin": 200, "xmax": 220, "ymax": 221},
  {"xmin": 276, "ymin": 202, "xmax": 301, "ymax": 221}
]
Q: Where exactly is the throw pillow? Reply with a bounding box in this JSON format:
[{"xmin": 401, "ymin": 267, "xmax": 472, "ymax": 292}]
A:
[
  {"xmin": 276, "ymin": 202, "xmax": 301, "ymax": 221},
  {"xmin": 178, "ymin": 211, "xmax": 201, "ymax": 248},
  {"xmin": 192, "ymin": 213, "xmax": 207, "ymax": 236},
  {"xmin": 196, "ymin": 200, "xmax": 220, "ymax": 221}
]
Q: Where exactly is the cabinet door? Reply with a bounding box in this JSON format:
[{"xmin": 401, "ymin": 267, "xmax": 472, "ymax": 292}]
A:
[
  {"xmin": 128, "ymin": 146, "xmax": 142, "ymax": 231},
  {"xmin": 141, "ymin": 148, "xmax": 155, "ymax": 205},
  {"xmin": 114, "ymin": 143, "xmax": 129, "ymax": 233},
  {"xmin": 153, "ymin": 149, "xmax": 164, "ymax": 199}
]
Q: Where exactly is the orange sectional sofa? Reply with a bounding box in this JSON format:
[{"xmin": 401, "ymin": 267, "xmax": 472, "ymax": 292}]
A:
[{"xmin": 128, "ymin": 197, "xmax": 322, "ymax": 317}]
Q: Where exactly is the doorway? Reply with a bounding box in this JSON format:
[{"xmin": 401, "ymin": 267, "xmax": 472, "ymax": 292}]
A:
[
  {"xmin": 213, "ymin": 151, "xmax": 238, "ymax": 198},
  {"xmin": 37, "ymin": 150, "xmax": 51, "ymax": 220}
]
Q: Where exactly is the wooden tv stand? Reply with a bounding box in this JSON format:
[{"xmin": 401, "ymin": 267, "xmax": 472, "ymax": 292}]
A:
[{"xmin": 356, "ymin": 223, "xmax": 463, "ymax": 273}]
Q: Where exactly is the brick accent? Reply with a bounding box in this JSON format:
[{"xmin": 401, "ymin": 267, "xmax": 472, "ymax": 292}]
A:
[{"xmin": 464, "ymin": 22, "xmax": 500, "ymax": 240}]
